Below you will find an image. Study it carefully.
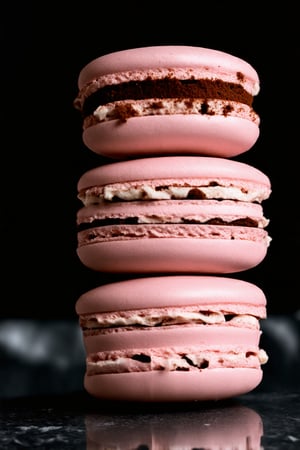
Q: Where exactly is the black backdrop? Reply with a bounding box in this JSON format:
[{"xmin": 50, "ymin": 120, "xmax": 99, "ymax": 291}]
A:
[{"xmin": 2, "ymin": 2, "xmax": 298, "ymax": 318}]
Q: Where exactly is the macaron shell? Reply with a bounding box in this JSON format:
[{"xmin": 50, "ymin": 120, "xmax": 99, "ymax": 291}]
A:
[
  {"xmin": 76, "ymin": 238, "xmax": 267, "ymax": 274},
  {"xmin": 82, "ymin": 115, "xmax": 259, "ymax": 159},
  {"xmin": 76, "ymin": 275, "xmax": 266, "ymax": 313},
  {"xmin": 78, "ymin": 46, "xmax": 259, "ymax": 89},
  {"xmin": 77, "ymin": 155, "xmax": 271, "ymax": 191},
  {"xmin": 84, "ymin": 368, "xmax": 263, "ymax": 402}
]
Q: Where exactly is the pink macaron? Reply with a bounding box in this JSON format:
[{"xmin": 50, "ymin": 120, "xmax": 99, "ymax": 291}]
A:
[
  {"xmin": 76, "ymin": 275, "xmax": 268, "ymax": 402},
  {"xmin": 74, "ymin": 45, "xmax": 260, "ymax": 159},
  {"xmin": 76, "ymin": 156, "xmax": 271, "ymax": 274}
]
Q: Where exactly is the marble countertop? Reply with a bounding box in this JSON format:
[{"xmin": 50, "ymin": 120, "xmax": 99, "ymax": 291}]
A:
[{"xmin": 0, "ymin": 389, "xmax": 300, "ymax": 449}]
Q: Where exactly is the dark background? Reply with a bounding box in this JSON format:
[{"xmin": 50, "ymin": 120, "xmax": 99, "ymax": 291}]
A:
[{"xmin": 2, "ymin": 2, "xmax": 298, "ymax": 319}]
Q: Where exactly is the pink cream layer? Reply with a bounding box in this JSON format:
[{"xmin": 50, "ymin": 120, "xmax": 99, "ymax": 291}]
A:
[
  {"xmin": 77, "ymin": 200, "xmax": 268, "ymax": 225},
  {"xmin": 77, "ymin": 224, "xmax": 269, "ymax": 245}
]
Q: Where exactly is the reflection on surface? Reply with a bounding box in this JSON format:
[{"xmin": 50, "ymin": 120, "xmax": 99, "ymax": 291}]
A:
[{"xmin": 85, "ymin": 403, "xmax": 263, "ymax": 449}]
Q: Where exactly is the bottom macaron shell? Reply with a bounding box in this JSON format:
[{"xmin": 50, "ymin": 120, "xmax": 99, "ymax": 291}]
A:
[
  {"xmin": 84, "ymin": 368, "xmax": 262, "ymax": 402},
  {"xmin": 82, "ymin": 115, "xmax": 259, "ymax": 158},
  {"xmin": 77, "ymin": 239, "xmax": 267, "ymax": 273}
]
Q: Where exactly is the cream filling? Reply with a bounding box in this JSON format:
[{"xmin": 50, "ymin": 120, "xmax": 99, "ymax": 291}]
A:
[
  {"xmin": 92, "ymin": 98, "xmax": 259, "ymax": 124},
  {"xmin": 81, "ymin": 312, "xmax": 260, "ymax": 330},
  {"xmin": 97, "ymin": 349, "xmax": 269, "ymax": 368},
  {"xmin": 95, "ymin": 213, "xmax": 268, "ymax": 228},
  {"xmin": 79, "ymin": 184, "xmax": 269, "ymax": 205},
  {"xmin": 75, "ymin": 68, "xmax": 260, "ymax": 111},
  {"xmin": 86, "ymin": 348, "xmax": 268, "ymax": 375}
]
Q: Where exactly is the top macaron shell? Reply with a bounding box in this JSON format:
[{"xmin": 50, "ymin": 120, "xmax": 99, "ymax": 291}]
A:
[
  {"xmin": 77, "ymin": 46, "xmax": 259, "ymax": 90},
  {"xmin": 77, "ymin": 155, "xmax": 270, "ymax": 192},
  {"xmin": 75, "ymin": 46, "xmax": 260, "ymax": 159},
  {"xmin": 76, "ymin": 275, "xmax": 266, "ymax": 315}
]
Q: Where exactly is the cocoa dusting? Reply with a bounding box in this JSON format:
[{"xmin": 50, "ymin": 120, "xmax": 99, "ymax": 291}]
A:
[{"xmin": 81, "ymin": 77, "xmax": 253, "ymax": 118}]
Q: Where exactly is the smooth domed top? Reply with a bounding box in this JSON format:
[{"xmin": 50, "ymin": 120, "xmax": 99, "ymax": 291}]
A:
[
  {"xmin": 77, "ymin": 156, "xmax": 271, "ymax": 191},
  {"xmin": 78, "ymin": 45, "xmax": 259, "ymax": 89},
  {"xmin": 75, "ymin": 275, "xmax": 266, "ymax": 314}
]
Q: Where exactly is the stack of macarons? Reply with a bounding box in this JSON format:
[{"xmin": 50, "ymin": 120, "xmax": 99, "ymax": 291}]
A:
[{"xmin": 73, "ymin": 45, "xmax": 271, "ymax": 402}]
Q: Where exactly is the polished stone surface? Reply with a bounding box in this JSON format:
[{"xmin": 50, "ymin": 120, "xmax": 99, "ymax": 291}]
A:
[{"xmin": 0, "ymin": 389, "xmax": 300, "ymax": 449}]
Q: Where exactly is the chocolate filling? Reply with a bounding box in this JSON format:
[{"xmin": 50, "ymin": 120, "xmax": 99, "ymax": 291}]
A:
[
  {"xmin": 81, "ymin": 78, "xmax": 253, "ymax": 118},
  {"xmin": 77, "ymin": 217, "xmax": 258, "ymax": 233}
]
